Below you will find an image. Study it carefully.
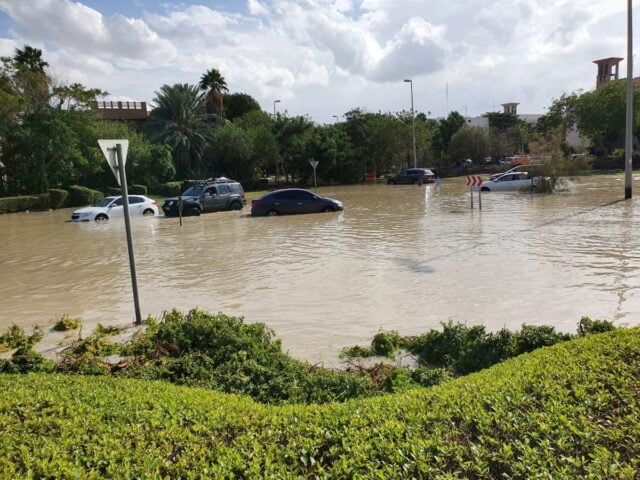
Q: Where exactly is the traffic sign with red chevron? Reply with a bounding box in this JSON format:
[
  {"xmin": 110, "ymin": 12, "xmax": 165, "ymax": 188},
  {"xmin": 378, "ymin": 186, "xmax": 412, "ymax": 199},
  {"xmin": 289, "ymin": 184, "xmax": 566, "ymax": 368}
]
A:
[{"xmin": 466, "ymin": 175, "xmax": 483, "ymax": 187}]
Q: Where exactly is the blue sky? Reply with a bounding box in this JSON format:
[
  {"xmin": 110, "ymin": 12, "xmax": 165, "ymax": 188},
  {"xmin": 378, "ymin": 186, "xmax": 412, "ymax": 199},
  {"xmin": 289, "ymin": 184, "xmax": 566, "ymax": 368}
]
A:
[{"xmin": 0, "ymin": 0, "xmax": 634, "ymax": 123}]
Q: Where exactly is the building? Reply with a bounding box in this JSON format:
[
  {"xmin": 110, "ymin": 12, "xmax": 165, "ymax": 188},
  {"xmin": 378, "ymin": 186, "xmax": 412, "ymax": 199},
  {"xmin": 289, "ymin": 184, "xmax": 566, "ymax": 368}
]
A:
[
  {"xmin": 594, "ymin": 57, "xmax": 623, "ymax": 89},
  {"xmin": 94, "ymin": 101, "xmax": 150, "ymax": 124}
]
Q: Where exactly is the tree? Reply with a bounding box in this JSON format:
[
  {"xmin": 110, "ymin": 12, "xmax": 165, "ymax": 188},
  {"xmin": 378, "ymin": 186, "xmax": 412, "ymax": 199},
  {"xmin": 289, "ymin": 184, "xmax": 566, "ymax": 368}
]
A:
[
  {"xmin": 210, "ymin": 124, "xmax": 254, "ymax": 181},
  {"xmin": 199, "ymin": 68, "xmax": 228, "ymax": 120},
  {"xmin": 224, "ymin": 93, "xmax": 261, "ymax": 121},
  {"xmin": 448, "ymin": 126, "xmax": 489, "ymax": 163},
  {"xmin": 146, "ymin": 84, "xmax": 215, "ymax": 178},
  {"xmin": 436, "ymin": 111, "xmax": 465, "ymax": 159},
  {"xmin": 13, "ymin": 45, "xmax": 48, "ymax": 73},
  {"xmin": 483, "ymin": 112, "xmax": 522, "ymax": 131},
  {"xmin": 52, "ymin": 83, "xmax": 108, "ymax": 110}
]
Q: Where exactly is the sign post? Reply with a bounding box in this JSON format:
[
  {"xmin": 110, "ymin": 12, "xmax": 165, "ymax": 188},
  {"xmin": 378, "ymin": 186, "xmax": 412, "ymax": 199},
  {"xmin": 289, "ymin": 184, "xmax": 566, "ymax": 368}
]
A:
[
  {"xmin": 466, "ymin": 176, "xmax": 484, "ymax": 210},
  {"xmin": 98, "ymin": 139, "xmax": 142, "ymax": 325},
  {"xmin": 309, "ymin": 159, "xmax": 319, "ymax": 192}
]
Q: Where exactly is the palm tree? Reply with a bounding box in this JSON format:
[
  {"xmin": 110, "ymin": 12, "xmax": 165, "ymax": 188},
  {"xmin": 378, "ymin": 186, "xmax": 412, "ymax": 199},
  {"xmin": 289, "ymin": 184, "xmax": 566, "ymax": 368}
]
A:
[
  {"xmin": 14, "ymin": 45, "xmax": 48, "ymax": 73},
  {"xmin": 199, "ymin": 68, "xmax": 228, "ymax": 120},
  {"xmin": 146, "ymin": 84, "xmax": 215, "ymax": 178}
]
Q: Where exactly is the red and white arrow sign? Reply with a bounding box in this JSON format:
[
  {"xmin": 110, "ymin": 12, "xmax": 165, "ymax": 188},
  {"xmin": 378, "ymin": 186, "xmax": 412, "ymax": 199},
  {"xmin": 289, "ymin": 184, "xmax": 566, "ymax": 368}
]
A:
[{"xmin": 466, "ymin": 175, "xmax": 483, "ymax": 187}]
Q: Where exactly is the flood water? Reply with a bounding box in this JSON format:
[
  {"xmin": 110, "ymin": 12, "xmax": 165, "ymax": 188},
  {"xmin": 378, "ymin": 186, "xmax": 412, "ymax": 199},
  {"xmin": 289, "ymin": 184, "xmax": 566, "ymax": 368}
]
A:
[{"xmin": 1, "ymin": 174, "xmax": 639, "ymax": 364}]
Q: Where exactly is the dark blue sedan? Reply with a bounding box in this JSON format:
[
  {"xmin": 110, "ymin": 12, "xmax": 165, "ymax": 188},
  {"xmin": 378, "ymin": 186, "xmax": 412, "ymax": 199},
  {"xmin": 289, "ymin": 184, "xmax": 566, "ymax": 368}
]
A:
[{"xmin": 251, "ymin": 189, "xmax": 344, "ymax": 217}]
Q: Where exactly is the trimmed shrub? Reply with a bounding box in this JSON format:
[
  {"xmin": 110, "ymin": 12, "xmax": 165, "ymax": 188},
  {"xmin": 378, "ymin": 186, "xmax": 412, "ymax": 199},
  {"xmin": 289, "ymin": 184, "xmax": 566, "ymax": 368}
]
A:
[
  {"xmin": 129, "ymin": 184, "xmax": 147, "ymax": 195},
  {"xmin": 151, "ymin": 181, "xmax": 182, "ymax": 197},
  {"xmin": 106, "ymin": 187, "xmax": 121, "ymax": 196},
  {"xmin": 48, "ymin": 189, "xmax": 69, "ymax": 209},
  {"xmin": 68, "ymin": 185, "xmax": 104, "ymax": 207},
  {"xmin": 0, "ymin": 194, "xmax": 50, "ymax": 214},
  {"xmin": 511, "ymin": 324, "xmax": 572, "ymax": 355},
  {"xmin": 1, "ymin": 328, "xmax": 639, "ymax": 478},
  {"xmin": 577, "ymin": 316, "xmax": 616, "ymax": 336}
]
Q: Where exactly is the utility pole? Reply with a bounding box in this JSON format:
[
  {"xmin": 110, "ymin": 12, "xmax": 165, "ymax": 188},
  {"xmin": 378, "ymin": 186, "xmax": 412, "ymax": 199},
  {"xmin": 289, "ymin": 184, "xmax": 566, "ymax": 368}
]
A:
[
  {"xmin": 625, "ymin": 0, "xmax": 633, "ymax": 199},
  {"xmin": 404, "ymin": 79, "xmax": 417, "ymax": 168},
  {"xmin": 273, "ymin": 99, "xmax": 281, "ymax": 184}
]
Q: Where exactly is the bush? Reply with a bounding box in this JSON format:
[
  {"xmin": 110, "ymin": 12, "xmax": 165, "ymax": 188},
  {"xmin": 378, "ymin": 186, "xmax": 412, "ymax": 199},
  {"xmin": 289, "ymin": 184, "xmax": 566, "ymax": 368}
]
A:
[
  {"xmin": 0, "ymin": 194, "xmax": 50, "ymax": 214},
  {"xmin": 48, "ymin": 189, "xmax": 69, "ymax": 209},
  {"xmin": 511, "ymin": 324, "xmax": 572, "ymax": 355},
  {"xmin": 1, "ymin": 328, "xmax": 639, "ymax": 478},
  {"xmin": 577, "ymin": 316, "xmax": 616, "ymax": 336},
  {"xmin": 0, "ymin": 347, "xmax": 55, "ymax": 374},
  {"xmin": 0, "ymin": 325, "xmax": 43, "ymax": 352},
  {"xmin": 68, "ymin": 185, "xmax": 103, "ymax": 207},
  {"xmin": 151, "ymin": 181, "xmax": 182, "ymax": 197},
  {"xmin": 106, "ymin": 187, "xmax": 121, "ymax": 196},
  {"xmin": 371, "ymin": 330, "xmax": 404, "ymax": 357},
  {"xmin": 52, "ymin": 314, "xmax": 81, "ymax": 332},
  {"xmin": 129, "ymin": 184, "xmax": 147, "ymax": 195}
]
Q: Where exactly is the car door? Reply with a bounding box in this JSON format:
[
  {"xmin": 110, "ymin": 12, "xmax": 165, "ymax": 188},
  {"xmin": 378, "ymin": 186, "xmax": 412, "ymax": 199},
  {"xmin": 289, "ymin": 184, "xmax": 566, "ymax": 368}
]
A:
[
  {"xmin": 292, "ymin": 190, "xmax": 319, "ymax": 213},
  {"xmin": 128, "ymin": 196, "xmax": 145, "ymax": 215},
  {"xmin": 216, "ymin": 184, "xmax": 231, "ymax": 209},
  {"xmin": 492, "ymin": 174, "xmax": 516, "ymax": 191},
  {"xmin": 201, "ymin": 186, "xmax": 220, "ymax": 212},
  {"xmin": 107, "ymin": 197, "xmax": 124, "ymax": 217}
]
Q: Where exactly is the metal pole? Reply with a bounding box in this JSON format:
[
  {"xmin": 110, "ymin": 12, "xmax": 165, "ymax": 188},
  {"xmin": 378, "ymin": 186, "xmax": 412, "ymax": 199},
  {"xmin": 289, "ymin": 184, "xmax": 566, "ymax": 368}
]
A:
[
  {"xmin": 313, "ymin": 167, "xmax": 317, "ymax": 193},
  {"xmin": 470, "ymin": 186, "xmax": 473, "ymax": 209},
  {"xmin": 273, "ymin": 100, "xmax": 280, "ymax": 185},
  {"xmin": 478, "ymin": 187, "xmax": 482, "ymax": 210},
  {"xmin": 115, "ymin": 144, "xmax": 142, "ymax": 325},
  {"xmin": 410, "ymin": 81, "xmax": 417, "ymax": 168},
  {"xmin": 178, "ymin": 194, "xmax": 183, "ymax": 227},
  {"xmin": 625, "ymin": 0, "xmax": 633, "ymax": 199}
]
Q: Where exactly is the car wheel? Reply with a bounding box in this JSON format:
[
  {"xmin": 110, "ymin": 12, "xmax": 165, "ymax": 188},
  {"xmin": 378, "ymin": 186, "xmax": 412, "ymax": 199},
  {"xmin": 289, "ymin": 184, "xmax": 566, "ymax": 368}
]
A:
[
  {"xmin": 481, "ymin": 186, "xmax": 490, "ymax": 192},
  {"xmin": 387, "ymin": 180, "xmax": 395, "ymax": 185},
  {"xmin": 266, "ymin": 210, "xmax": 279, "ymax": 217},
  {"xmin": 95, "ymin": 214, "xmax": 108, "ymax": 222},
  {"xmin": 186, "ymin": 207, "xmax": 201, "ymax": 216},
  {"xmin": 322, "ymin": 206, "xmax": 335, "ymax": 213},
  {"xmin": 142, "ymin": 209, "xmax": 155, "ymax": 216},
  {"xmin": 229, "ymin": 201, "xmax": 243, "ymax": 211}
]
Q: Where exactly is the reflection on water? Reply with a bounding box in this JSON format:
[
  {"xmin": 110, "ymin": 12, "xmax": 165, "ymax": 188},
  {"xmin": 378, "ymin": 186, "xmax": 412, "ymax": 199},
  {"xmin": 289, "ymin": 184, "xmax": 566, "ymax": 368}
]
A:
[{"xmin": 1, "ymin": 174, "xmax": 639, "ymax": 364}]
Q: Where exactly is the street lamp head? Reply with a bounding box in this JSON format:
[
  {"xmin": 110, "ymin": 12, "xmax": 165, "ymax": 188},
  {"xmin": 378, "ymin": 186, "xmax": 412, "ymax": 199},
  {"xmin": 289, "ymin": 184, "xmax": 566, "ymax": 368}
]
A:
[
  {"xmin": 274, "ymin": 99, "xmax": 281, "ymax": 103},
  {"xmin": 403, "ymin": 79, "xmax": 412, "ymax": 83}
]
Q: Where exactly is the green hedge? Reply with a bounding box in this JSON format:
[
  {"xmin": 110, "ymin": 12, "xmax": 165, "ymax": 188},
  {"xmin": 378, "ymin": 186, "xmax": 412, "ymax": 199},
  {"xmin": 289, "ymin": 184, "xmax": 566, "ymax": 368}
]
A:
[
  {"xmin": 129, "ymin": 184, "xmax": 147, "ymax": 195},
  {"xmin": 0, "ymin": 194, "xmax": 50, "ymax": 214},
  {"xmin": 68, "ymin": 185, "xmax": 104, "ymax": 207},
  {"xmin": 1, "ymin": 328, "xmax": 639, "ymax": 478},
  {"xmin": 48, "ymin": 189, "xmax": 68, "ymax": 209},
  {"xmin": 150, "ymin": 181, "xmax": 182, "ymax": 197}
]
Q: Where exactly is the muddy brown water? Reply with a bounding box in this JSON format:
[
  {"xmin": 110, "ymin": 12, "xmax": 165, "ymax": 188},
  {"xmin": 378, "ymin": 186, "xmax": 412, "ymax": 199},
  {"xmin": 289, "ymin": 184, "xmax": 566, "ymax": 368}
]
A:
[{"xmin": 1, "ymin": 174, "xmax": 639, "ymax": 365}]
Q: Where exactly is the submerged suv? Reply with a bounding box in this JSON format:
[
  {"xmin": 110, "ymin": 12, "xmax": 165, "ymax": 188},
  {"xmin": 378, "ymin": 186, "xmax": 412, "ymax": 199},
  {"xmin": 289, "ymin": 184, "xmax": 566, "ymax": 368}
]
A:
[
  {"xmin": 387, "ymin": 168, "xmax": 435, "ymax": 185},
  {"xmin": 162, "ymin": 178, "xmax": 246, "ymax": 216}
]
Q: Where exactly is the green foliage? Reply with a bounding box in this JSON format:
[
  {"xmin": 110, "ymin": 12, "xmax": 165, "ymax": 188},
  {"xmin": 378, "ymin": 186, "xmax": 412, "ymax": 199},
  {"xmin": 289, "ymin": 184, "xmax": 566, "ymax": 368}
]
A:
[
  {"xmin": 129, "ymin": 184, "xmax": 147, "ymax": 195},
  {"xmin": 577, "ymin": 316, "xmax": 616, "ymax": 336},
  {"xmin": 0, "ymin": 347, "xmax": 55, "ymax": 374},
  {"xmin": 51, "ymin": 314, "xmax": 80, "ymax": 332},
  {"xmin": 224, "ymin": 92, "xmax": 261, "ymax": 121},
  {"xmin": 2, "ymin": 328, "xmax": 639, "ymax": 478},
  {"xmin": 0, "ymin": 325, "xmax": 43, "ymax": 352},
  {"xmin": 94, "ymin": 324, "xmax": 124, "ymax": 336},
  {"xmin": 511, "ymin": 324, "xmax": 573, "ymax": 355},
  {"xmin": 371, "ymin": 330, "xmax": 404, "ymax": 357},
  {"xmin": 151, "ymin": 181, "xmax": 182, "ymax": 197},
  {"xmin": 448, "ymin": 126, "xmax": 490, "ymax": 163},
  {"xmin": 340, "ymin": 344, "xmax": 373, "ymax": 359},
  {"xmin": 67, "ymin": 185, "xmax": 103, "ymax": 207},
  {"xmin": 48, "ymin": 188, "xmax": 68, "ymax": 209},
  {"xmin": 0, "ymin": 195, "xmax": 47, "ymax": 214}
]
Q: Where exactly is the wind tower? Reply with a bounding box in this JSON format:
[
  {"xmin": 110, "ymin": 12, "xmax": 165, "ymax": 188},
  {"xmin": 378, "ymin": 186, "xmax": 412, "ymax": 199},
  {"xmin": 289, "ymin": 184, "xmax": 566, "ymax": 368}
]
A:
[{"xmin": 594, "ymin": 57, "xmax": 623, "ymax": 89}]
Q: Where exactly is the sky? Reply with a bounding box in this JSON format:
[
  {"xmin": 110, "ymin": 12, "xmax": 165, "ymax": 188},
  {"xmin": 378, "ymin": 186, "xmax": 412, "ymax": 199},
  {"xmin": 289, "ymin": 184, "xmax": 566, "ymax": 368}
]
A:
[{"xmin": 0, "ymin": 0, "xmax": 635, "ymax": 123}]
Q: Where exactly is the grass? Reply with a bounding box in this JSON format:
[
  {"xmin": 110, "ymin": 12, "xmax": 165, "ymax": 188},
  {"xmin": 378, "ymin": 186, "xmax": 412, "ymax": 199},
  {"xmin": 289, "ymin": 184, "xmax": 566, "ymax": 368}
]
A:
[{"xmin": 1, "ymin": 327, "xmax": 638, "ymax": 478}]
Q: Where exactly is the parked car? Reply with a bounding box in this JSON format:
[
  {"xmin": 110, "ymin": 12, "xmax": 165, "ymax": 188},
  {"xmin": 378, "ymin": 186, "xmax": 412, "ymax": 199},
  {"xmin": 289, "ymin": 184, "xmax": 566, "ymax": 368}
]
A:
[
  {"xmin": 387, "ymin": 168, "xmax": 435, "ymax": 185},
  {"xmin": 251, "ymin": 189, "xmax": 343, "ymax": 216},
  {"xmin": 71, "ymin": 195, "xmax": 158, "ymax": 222},
  {"xmin": 162, "ymin": 178, "xmax": 246, "ymax": 216},
  {"xmin": 480, "ymin": 172, "xmax": 542, "ymax": 192}
]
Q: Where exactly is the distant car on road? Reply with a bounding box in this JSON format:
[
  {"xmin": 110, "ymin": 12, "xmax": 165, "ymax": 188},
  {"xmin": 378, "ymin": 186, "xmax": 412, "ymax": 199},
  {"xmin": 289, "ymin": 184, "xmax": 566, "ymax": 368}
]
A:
[
  {"xmin": 71, "ymin": 195, "xmax": 158, "ymax": 222},
  {"xmin": 490, "ymin": 164, "xmax": 543, "ymax": 180},
  {"xmin": 481, "ymin": 172, "xmax": 542, "ymax": 192},
  {"xmin": 251, "ymin": 189, "xmax": 343, "ymax": 216},
  {"xmin": 387, "ymin": 168, "xmax": 435, "ymax": 185},
  {"xmin": 162, "ymin": 178, "xmax": 246, "ymax": 217}
]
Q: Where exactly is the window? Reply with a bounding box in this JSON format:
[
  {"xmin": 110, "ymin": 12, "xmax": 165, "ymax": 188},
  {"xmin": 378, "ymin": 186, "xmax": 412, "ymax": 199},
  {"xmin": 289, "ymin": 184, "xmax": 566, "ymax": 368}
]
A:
[
  {"xmin": 129, "ymin": 196, "xmax": 144, "ymax": 204},
  {"xmin": 182, "ymin": 186, "xmax": 203, "ymax": 197},
  {"xmin": 296, "ymin": 191, "xmax": 316, "ymax": 200},
  {"xmin": 217, "ymin": 184, "xmax": 230, "ymax": 195},
  {"xmin": 229, "ymin": 184, "xmax": 241, "ymax": 193},
  {"xmin": 204, "ymin": 187, "xmax": 218, "ymax": 196},
  {"xmin": 112, "ymin": 198, "xmax": 123, "ymax": 206}
]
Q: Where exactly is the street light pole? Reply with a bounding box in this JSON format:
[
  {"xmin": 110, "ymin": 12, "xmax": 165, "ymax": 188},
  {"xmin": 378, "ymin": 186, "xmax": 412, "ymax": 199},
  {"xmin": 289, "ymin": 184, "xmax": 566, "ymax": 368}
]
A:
[
  {"xmin": 625, "ymin": 0, "xmax": 633, "ymax": 199},
  {"xmin": 332, "ymin": 115, "xmax": 339, "ymax": 123},
  {"xmin": 273, "ymin": 99, "xmax": 281, "ymax": 184},
  {"xmin": 404, "ymin": 79, "xmax": 417, "ymax": 168}
]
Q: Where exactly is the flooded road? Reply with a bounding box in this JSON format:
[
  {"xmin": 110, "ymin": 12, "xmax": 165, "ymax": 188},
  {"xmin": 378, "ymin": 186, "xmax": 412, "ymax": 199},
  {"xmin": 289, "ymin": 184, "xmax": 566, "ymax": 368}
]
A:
[{"xmin": 1, "ymin": 174, "xmax": 640, "ymax": 364}]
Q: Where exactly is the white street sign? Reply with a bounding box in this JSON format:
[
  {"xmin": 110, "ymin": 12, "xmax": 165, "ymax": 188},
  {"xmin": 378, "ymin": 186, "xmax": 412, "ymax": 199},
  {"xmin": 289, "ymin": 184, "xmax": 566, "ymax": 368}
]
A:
[
  {"xmin": 98, "ymin": 139, "xmax": 129, "ymax": 185},
  {"xmin": 309, "ymin": 160, "xmax": 319, "ymax": 169}
]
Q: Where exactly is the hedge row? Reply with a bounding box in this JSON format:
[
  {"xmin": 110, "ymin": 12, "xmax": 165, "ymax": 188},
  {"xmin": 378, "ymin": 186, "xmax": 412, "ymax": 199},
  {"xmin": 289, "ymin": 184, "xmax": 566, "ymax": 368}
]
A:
[
  {"xmin": 0, "ymin": 328, "xmax": 639, "ymax": 478},
  {"xmin": 67, "ymin": 185, "xmax": 103, "ymax": 207},
  {"xmin": 105, "ymin": 184, "xmax": 148, "ymax": 196},
  {"xmin": 0, "ymin": 194, "xmax": 50, "ymax": 214},
  {"xmin": 149, "ymin": 181, "xmax": 183, "ymax": 197}
]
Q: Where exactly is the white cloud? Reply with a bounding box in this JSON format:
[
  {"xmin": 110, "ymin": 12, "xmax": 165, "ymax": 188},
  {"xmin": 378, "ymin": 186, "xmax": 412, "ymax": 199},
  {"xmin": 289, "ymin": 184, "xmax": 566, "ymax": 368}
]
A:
[{"xmin": 0, "ymin": 0, "xmax": 635, "ymax": 122}]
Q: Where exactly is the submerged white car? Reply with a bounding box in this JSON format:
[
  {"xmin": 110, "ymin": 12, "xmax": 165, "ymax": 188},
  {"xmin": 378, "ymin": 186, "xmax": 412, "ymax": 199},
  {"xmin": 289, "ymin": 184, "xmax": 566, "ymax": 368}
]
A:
[
  {"xmin": 480, "ymin": 172, "xmax": 541, "ymax": 192},
  {"xmin": 71, "ymin": 195, "xmax": 158, "ymax": 222}
]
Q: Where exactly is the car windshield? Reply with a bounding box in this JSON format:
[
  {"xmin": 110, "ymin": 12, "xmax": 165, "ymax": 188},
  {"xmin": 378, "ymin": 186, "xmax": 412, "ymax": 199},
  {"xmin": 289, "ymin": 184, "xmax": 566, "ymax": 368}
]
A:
[
  {"xmin": 96, "ymin": 198, "xmax": 115, "ymax": 207},
  {"xmin": 181, "ymin": 186, "xmax": 203, "ymax": 197}
]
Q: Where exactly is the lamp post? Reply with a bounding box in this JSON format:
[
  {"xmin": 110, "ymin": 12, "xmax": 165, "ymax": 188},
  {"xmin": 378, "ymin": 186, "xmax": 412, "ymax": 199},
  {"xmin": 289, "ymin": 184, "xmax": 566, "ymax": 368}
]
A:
[
  {"xmin": 625, "ymin": 0, "xmax": 633, "ymax": 199},
  {"xmin": 404, "ymin": 79, "xmax": 417, "ymax": 168},
  {"xmin": 332, "ymin": 115, "xmax": 339, "ymax": 123},
  {"xmin": 273, "ymin": 99, "xmax": 281, "ymax": 184}
]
